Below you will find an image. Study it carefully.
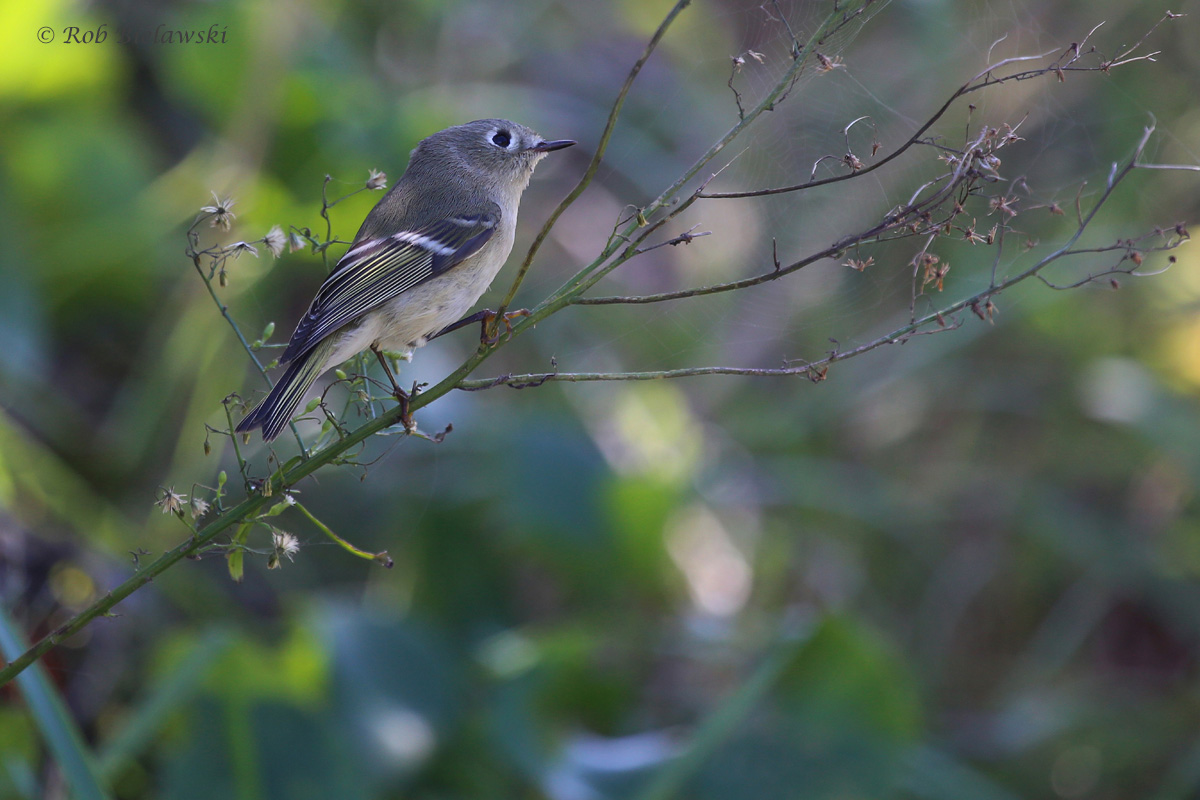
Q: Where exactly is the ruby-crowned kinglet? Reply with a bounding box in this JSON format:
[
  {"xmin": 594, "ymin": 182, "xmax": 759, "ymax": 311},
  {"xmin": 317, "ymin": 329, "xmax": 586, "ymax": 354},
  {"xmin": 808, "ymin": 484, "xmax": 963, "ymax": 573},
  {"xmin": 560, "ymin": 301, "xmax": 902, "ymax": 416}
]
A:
[{"xmin": 236, "ymin": 119, "xmax": 575, "ymax": 441}]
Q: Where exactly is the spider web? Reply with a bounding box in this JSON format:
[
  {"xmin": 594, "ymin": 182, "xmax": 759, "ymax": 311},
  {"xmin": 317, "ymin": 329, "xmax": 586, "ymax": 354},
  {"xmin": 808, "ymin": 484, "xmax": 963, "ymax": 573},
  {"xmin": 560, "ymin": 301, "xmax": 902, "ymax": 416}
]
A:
[{"xmin": 519, "ymin": 0, "xmax": 1181, "ymax": 382}]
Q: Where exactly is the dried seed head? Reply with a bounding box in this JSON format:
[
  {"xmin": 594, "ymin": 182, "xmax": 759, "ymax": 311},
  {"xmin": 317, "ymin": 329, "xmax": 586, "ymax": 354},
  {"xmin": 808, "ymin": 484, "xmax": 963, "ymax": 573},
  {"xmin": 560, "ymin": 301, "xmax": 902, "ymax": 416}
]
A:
[
  {"xmin": 229, "ymin": 241, "xmax": 259, "ymax": 259},
  {"xmin": 366, "ymin": 169, "xmax": 388, "ymax": 191},
  {"xmin": 190, "ymin": 497, "xmax": 210, "ymax": 520},
  {"xmin": 988, "ymin": 195, "xmax": 1018, "ymax": 217},
  {"xmin": 201, "ymin": 192, "xmax": 237, "ymax": 231},
  {"xmin": 156, "ymin": 487, "xmax": 188, "ymax": 517},
  {"xmin": 269, "ymin": 530, "xmax": 300, "ymax": 569},
  {"xmin": 263, "ymin": 225, "xmax": 286, "ymax": 258}
]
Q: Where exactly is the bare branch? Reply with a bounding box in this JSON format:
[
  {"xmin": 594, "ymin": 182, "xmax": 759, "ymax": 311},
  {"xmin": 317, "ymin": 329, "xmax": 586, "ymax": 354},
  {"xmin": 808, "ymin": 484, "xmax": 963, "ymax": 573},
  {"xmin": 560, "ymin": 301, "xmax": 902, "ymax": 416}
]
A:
[
  {"xmin": 459, "ymin": 364, "xmax": 831, "ymax": 390},
  {"xmin": 494, "ymin": 0, "xmax": 694, "ymax": 324},
  {"xmin": 577, "ymin": 122, "xmax": 1008, "ymax": 306},
  {"xmin": 728, "ymin": 56, "xmax": 747, "ymax": 120},
  {"xmin": 188, "ymin": 215, "xmax": 309, "ymax": 452},
  {"xmin": 1136, "ymin": 162, "xmax": 1200, "ymax": 172},
  {"xmin": 575, "ymin": 124, "xmax": 1186, "ymax": 312},
  {"xmin": 533, "ymin": 0, "xmax": 887, "ymax": 313},
  {"xmin": 701, "ymin": 16, "xmax": 1180, "ymax": 201},
  {"xmin": 3, "ymin": 6, "xmax": 1194, "ymax": 693},
  {"xmin": 631, "ymin": 226, "xmax": 712, "ymax": 256}
]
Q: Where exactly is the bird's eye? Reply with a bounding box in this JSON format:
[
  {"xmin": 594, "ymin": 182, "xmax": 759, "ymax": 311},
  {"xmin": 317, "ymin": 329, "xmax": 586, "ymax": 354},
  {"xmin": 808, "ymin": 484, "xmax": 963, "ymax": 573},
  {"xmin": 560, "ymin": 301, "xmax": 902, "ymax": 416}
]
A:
[{"xmin": 491, "ymin": 130, "xmax": 512, "ymax": 148}]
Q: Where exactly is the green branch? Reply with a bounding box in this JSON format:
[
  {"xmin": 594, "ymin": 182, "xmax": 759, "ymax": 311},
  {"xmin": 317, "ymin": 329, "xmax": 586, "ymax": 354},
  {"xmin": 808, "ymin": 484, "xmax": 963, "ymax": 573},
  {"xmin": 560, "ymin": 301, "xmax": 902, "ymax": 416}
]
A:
[
  {"xmin": 0, "ymin": 343, "xmax": 486, "ymax": 687},
  {"xmin": 493, "ymin": 0, "xmax": 694, "ymax": 324},
  {"xmin": 2, "ymin": 4, "xmax": 1186, "ymax": 691}
]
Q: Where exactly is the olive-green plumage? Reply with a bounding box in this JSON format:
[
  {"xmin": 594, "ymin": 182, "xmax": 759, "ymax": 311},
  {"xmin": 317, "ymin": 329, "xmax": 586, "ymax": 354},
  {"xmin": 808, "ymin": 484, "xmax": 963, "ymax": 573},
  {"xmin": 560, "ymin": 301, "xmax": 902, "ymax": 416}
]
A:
[{"xmin": 236, "ymin": 119, "xmax": 574, "ymax": 441}]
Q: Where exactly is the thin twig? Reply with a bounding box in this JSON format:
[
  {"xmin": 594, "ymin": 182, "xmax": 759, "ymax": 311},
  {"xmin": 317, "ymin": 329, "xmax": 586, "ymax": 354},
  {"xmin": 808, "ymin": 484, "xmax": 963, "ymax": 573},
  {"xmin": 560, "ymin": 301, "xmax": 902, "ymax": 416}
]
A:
[
  {"xmin": 492, "ymin": 0, "xmax": 694, "ymax": 328},
  {"xmin": 188, "ymin": 219, "xmax": 308, "ymax": 452},
  {"xmin": 1, "ymin": 9, "xmax": 1193, "ymax": 692},
  {"xmin": 700, "ymin": 15, "xmax": 1179, "ymax": 201},
  {"xmin": 542, "ymin": 0, "xmax": 885, "ymax": 309}
]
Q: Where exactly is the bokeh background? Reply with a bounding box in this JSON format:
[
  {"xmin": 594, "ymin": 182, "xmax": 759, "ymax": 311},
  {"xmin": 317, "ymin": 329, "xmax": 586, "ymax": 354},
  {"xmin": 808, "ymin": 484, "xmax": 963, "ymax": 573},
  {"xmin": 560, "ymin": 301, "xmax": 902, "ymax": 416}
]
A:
[{"xmin": 3, "ymin": 0, "xmax": 1200, "ymax": 797}]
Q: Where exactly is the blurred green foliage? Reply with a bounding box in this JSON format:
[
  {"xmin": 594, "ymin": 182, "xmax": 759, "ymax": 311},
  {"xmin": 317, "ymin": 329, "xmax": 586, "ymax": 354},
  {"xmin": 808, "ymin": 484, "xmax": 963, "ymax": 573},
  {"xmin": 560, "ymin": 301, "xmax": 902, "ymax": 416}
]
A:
[{"xmin": 2, "ymin": 0, "xmax": 1200, "ymax": 797}]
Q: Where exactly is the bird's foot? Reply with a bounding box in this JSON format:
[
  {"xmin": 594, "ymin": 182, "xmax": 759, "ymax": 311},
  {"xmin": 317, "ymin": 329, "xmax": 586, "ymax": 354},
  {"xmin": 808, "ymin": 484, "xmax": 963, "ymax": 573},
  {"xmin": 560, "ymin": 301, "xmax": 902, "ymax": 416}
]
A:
[
  {"xmin": 371, "ymin": 344, "xmax": 417, "ymax": 432},
  {"xmin": 480, "ymin": 308, "xmax": 532, "ymax": 345},
  {"xmin": 396, "ymin": 384, "xmax": 415, "ymax": 433}
]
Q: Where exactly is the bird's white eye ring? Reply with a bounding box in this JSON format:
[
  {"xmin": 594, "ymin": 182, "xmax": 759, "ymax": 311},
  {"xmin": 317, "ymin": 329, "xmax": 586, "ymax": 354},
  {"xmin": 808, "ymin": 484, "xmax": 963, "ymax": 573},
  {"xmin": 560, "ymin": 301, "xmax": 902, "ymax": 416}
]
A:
[{"xmin": 491, "ymin": 130, "xmax": 512, "ymax": 148}]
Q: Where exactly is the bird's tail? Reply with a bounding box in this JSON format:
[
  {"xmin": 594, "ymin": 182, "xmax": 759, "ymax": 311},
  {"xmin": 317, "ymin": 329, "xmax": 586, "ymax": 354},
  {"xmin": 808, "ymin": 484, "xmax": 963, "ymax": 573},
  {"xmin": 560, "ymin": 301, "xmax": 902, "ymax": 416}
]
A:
[{"xmin": 235, "ymin": 340, "xmax": 334, "ymax": 442}]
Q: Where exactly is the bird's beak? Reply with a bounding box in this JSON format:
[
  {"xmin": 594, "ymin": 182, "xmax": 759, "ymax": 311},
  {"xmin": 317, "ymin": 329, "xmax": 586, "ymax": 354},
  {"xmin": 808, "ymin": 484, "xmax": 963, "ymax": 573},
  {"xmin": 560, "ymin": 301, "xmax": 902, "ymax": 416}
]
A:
[{"xmin": 530, "ymin": 139, "xmax": 576, "ymax": 153}]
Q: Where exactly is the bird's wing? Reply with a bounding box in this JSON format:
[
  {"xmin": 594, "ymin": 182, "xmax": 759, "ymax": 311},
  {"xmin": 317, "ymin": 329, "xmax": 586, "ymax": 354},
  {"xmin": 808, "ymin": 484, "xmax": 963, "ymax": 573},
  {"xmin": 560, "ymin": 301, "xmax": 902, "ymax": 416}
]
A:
[{"xmin": 280, "ymin": 209, "xmax": 500, "ymax": 363}]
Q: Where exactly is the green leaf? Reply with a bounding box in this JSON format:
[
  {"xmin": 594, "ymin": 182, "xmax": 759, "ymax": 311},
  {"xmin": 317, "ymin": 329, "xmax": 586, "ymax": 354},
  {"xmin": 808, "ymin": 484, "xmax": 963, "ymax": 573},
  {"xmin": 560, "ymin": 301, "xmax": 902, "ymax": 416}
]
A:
[
  {"xmin": 901, "ymin": 746, "xmax": 1023, "ymax": 800},
  {"xmin": 97, "ymin": 629, "xmax": 234, "ymax": 780},
  {"xmin": 775, "ymin": 615, "xmax": 922, "ymax": 741},
  {"xmin": 638, "ymin": 615, "xmax": 923, "ymax": 800},
  {"xmin": 0, "ymin": 704, "xmax": 39, "ymax": 797},
  {"xmin": 227, "ymin": 548, "xmax": 243, "ymax": 583},
  {"xmin": 604, "ymin": 474, "xmax": 680, "ymax": 593},
  {"xmin": 262, "ymin": 499, "xmax": 294, "ymax": 518},
  {"xmin": 227, "ymin": 522, "xmax": 252, "ymax": 583},
  {"xmin": 0, "ymin": 606, "xmax": 112, "ymax": 800},
  {"xmin": 635, "ymin": 636, "xmax": 805, "ymax": 800}
]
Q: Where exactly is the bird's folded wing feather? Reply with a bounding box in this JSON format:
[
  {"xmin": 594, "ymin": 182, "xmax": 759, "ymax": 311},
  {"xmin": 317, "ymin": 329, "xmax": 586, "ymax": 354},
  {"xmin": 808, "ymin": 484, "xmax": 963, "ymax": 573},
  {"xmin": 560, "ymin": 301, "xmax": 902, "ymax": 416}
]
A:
[{"xmin": 280, "ymin": 209, "xmax": 500, "ymax": 363}]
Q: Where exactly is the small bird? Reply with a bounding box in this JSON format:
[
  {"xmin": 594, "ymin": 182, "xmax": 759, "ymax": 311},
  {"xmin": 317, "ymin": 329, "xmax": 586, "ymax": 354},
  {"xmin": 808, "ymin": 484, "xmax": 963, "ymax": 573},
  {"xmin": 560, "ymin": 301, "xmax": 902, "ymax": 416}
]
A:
[{"xmin": 236, "ymin": 119, "xmax": 575, "ymax": 441}]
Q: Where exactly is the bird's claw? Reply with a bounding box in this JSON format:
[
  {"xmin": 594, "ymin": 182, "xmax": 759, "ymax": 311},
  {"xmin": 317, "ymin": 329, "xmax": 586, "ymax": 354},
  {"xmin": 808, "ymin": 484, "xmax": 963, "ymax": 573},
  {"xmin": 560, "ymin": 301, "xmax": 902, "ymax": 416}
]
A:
[
  {"xmin": 397, "ymin": 387, "xmax": 416, "ymax": 433},
  {"xmin": 481, "ymin": 308, "xmax": 532, "ymax": 345},
  {"xmin": 372, "ymin": 344, "xmax": 417, "ymax": 432}
]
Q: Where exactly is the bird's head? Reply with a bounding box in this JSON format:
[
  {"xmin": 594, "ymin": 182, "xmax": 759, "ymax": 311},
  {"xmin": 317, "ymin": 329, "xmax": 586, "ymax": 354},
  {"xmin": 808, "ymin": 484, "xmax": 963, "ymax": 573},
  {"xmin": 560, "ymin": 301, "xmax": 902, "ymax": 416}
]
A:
[{"xmin": 415, "ymin": 118, "xmax": 575, "ymax": 192}]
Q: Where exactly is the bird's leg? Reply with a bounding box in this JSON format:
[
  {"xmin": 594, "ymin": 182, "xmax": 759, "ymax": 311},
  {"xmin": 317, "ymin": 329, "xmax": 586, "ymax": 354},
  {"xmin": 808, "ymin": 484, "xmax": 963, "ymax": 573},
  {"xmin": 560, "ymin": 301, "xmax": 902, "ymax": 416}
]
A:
[
  {"xmin": 370, "ymin": 344, "xmax": 414, "ymax": 432},
  {"xmin": 370, "ymin": 344, "xmax": 405, "ymax": 396},
  {"xmin": 429, "ymin": 309, "xmax": 533, "ymax": 345},
  {"xmin": 429, "ymin": 309, "xmax": 491, "ymax": 342}
]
